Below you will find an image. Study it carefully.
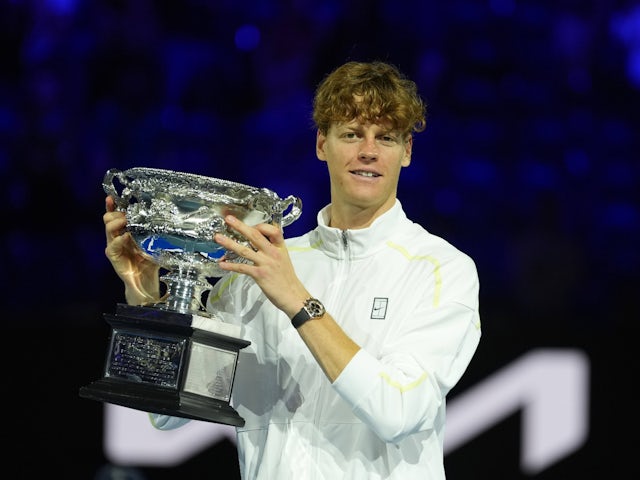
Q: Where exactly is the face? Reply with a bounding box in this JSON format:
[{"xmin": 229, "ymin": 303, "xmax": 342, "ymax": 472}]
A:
[{"xmin": 316, "ymin": 120, "xmax": 412, "ymax": 222}]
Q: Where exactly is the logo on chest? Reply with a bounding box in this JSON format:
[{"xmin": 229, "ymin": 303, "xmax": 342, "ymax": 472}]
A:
[{"xmin": 370, "ymin": 297, "xmax": 389, "ymax": 320}]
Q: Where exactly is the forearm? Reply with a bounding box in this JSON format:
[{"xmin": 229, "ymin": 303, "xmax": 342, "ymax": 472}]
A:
[
  {"xmin": 332, "ymin": 305, "xmax": 481, "ymax": 443},
  {"xmin": 332, "ymin": 349, "xmax": 442, "ymax": 443},
  {"xmin": 296, "ymin": 313, "xmax": 360, "ymax": 382}
]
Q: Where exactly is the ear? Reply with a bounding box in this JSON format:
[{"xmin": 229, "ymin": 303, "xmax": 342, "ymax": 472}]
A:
[
  {"xmin": 401, "ymin": 135, "xmax": 412, "ymax": 167},
  {"xmin": 316, "ymin": 130, "xmax": 328, "ymax": 162}
]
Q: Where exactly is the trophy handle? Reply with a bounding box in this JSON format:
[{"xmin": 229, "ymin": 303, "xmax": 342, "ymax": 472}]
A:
[
  {"xmin": 280, "ymin": 195, "xmax": 303, "ymax": 227},
  {"xmin": 103, "ymin": 168, "xmax": 129, "ymax": 211}
]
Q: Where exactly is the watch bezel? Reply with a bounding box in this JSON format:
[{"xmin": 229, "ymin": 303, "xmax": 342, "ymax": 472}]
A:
[{"xmin": 304, "ymin": 298, "xmax": 325, "ymax": 318}]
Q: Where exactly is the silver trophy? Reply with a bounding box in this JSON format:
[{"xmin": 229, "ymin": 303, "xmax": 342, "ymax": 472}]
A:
[{"xmin": 80, "ymin": 167, "xmax": 302, "ymax": 426}]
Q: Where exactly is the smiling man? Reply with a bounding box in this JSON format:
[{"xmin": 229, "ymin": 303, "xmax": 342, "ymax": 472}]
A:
[{"xmin": 104, "ymin": 60, "xmax": 482, "ymax": 479}]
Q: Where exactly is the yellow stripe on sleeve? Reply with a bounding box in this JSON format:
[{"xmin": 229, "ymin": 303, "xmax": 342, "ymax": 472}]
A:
[
  {"xmin": 379, "ymin": 371, "xmax": 428, "ymax": 392},
  {"xmin": 386, "ymin": 241, "xmax": 442, "ymax": 307}
]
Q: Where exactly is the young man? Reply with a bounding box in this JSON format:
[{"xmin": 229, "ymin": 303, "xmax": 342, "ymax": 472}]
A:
[{"xmin": 104, "ymin": 61, "xmax": 481, "ymax": 479}]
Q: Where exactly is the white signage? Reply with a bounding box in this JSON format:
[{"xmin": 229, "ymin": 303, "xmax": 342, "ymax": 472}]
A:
[
  {"xmin": 444, "ymin": 348, "xmax": 589, "ymax": 474},
  {"xmin": 104, "ymin": 348, "xmax": 590, "ymax": 474}
]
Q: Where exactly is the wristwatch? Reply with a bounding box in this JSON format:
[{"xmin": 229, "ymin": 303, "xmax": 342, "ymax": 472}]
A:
[{"xmin": 291, "ymin": 298, "xmax": 325, "ymax": 329}]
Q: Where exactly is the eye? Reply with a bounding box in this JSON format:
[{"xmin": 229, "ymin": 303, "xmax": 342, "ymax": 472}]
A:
[
  {"xmin": 379, "ymin": 134, "xmax": 397, "ymax": 145},
  {"xmin": 342, "ymin": 131, "xmax": 359, "ymax": 141}
]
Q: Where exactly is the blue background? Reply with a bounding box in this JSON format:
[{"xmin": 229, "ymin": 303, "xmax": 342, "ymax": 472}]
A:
[{"xmin": 2, "ymin": 1, "xmax": 638, "ymax": 478}]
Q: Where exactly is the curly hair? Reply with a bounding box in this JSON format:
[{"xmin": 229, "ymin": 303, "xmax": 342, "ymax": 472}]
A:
[{"xmin": 312, "ymin": 61, "xmax": 427, "ymax": 137}]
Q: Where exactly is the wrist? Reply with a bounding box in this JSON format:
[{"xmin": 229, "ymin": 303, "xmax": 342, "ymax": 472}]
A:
[{"xmin": 291, "ymin": 297, "xmax": 326, "ymax": 329}]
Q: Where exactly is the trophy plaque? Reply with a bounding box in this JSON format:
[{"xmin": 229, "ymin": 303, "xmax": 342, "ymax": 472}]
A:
[{"xmin": 80, "ymin": 167, "xmax": 302, "ymax": 427}]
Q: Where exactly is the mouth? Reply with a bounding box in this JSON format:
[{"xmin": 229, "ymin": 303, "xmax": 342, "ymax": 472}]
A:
[{"xmin": 351, "ymin": 170, "xmax": 381, "ymax": 178}]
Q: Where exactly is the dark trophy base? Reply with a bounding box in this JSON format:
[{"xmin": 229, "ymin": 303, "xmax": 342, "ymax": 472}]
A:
[{"xmin": 80, "ymin": 303, "xmax": 250, "ymax": 427}]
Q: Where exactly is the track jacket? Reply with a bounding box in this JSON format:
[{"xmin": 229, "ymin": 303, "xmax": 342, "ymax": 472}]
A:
[{"xmin": 152, "ymin": 199, "xmax": 481, "ymax": 479}]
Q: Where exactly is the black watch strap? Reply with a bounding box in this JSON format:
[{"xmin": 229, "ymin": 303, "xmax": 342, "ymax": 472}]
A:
[{"xmin": 291, "ymin": 309, "xmax": 312, "ymax": 329}]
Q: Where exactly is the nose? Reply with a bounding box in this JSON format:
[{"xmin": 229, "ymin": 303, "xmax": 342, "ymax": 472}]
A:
[{"xmin": 358, "ymin": 137, "xmax": 378, "ymax": 160}]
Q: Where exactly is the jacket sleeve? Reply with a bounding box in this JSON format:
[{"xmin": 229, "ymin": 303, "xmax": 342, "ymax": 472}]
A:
[{"xmin": 332, "ymin": 254, "xmax": 481, "ymax": 444}]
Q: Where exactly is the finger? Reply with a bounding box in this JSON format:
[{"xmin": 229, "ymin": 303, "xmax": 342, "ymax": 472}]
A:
[
  {"xmin": 223, "ymin": 215, "xmax": 249, "ymax": 234},
  {"xmin": 105, "ymin": 196, "xmax": 117, "ymax": 212},
  {"xmin": 225, "ymin": 216, "xmax": 277, "ymax": 249},
  {"xmin": 223, "ymin": 216, "xmax": 259, "ymax": 246},
  {"xmin": 103, "ymin": 211, "xmax": 126, "ymax": 228},
  {"xmin": 215, "ymin": 232, "xmax": 255, "ymax": 258},
  {"xmin": 104, "ymin": 214, "xmax": 127, "ymax": 241},
  {"xmin": 254, "ymin": 223, "xmax": 284, "ymax": 244}
]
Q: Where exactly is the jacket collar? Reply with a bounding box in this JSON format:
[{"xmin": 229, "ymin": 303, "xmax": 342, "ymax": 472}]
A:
[{"xmin": 311, "ymin": 199, "xmax": 407, "ymax": 258}]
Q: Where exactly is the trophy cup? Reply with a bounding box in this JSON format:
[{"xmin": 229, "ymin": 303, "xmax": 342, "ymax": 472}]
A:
[{"xmin": 80, "ymin": 167, "xmax": 302, "ymax": 427}]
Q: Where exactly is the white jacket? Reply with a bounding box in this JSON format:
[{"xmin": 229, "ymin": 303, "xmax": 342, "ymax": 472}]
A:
[{"xmin": 153, "ymin": 200, "xmax": 481, "ymax": 479}]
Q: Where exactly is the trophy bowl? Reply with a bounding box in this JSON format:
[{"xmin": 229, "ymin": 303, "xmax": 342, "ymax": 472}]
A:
[
  {"xmin": 80, "ymin": 167, "xmax": 302, "ymax": 426},
  {"xmin": 103, "ymin": 166, "xmax": 303, "ymax": 314}
]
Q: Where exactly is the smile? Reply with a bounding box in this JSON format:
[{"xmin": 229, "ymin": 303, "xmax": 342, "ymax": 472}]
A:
[{"xmin": 352, "ymin": 170, "xmax": 380, "ymax": 178}]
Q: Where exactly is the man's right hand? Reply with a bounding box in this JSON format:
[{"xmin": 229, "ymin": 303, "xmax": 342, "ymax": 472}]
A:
[{"xmin": 104, "ymin": 195, "xmax": 161, "ymax": 306}]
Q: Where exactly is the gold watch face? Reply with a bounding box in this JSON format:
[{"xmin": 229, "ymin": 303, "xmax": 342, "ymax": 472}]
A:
[{"xmin": 305, "ymin": 298, "xmax": 325, "ymax": 318}]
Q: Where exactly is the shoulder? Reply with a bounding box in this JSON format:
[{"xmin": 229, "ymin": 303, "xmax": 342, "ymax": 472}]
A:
[
  {"xmin": 400, "ymin": 220, "xmax": 474, "ymax": 260},
  {"xmin": 284, "ymin": 230, "xmax": 316, "ymax": 249},
  {"xmin": 391, "ymin": 220, "xmax": 479, "ymax": 281}
]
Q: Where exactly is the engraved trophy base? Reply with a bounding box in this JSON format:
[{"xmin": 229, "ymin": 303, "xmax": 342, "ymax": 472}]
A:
[{"xmin": 80, "ymin": 304, "xmax": 250, "ymax": 427}]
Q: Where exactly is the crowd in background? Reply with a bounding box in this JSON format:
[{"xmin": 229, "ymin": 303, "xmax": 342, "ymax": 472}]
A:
[{"xmin": 1, "ymin": 1, "xmax": 638, "ymax": 342}]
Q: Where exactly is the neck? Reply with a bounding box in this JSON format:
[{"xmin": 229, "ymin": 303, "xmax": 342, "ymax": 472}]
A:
[{"xmin": 328, "ymin": 199, "xmax": 396, "ymax": 230}]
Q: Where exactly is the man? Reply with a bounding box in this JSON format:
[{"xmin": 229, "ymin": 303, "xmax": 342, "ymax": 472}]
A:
[{"xmin": 104, "ymin": 60, "xmax": 481, "ymax": 479}]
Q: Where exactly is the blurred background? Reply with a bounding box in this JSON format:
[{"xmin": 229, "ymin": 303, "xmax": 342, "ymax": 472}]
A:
[{"xmin": 2, "ymin": 0, "xmax": 638, "ymax": 478}]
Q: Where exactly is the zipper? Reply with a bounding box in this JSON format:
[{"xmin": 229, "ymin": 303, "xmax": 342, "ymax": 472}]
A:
[{"xmin": 311, "ymin": 228, "xmax": 350, "ymax": 477}]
